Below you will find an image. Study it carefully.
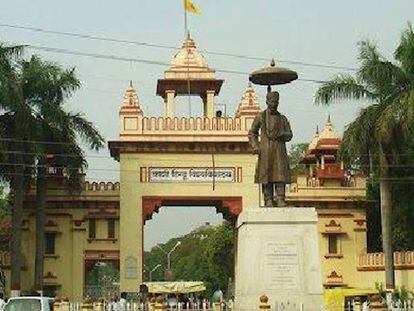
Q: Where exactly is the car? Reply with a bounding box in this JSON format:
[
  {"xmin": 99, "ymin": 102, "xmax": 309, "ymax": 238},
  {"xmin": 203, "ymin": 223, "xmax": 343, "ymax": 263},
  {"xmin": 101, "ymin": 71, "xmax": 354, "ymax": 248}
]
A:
[{"xmin": 3, "ymin": 296, "xmax": 54, "ymax": 311}]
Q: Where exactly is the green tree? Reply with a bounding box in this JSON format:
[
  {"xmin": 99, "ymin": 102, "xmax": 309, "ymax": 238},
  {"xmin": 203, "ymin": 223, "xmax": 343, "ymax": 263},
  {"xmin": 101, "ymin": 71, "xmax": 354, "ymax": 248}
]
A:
[
  {"xmin": 0, "ymin": 185, "xmax": 11, "ymax": 252},
  {"xmin": 0, "ymin": 42, "xmax": 36, "ymax": 294},
  {"xmin": 0, "ymin": 186, "xmax": 9, "ymax": 216},
  {"xmin": 203, "ymin": 222, "xmax": 234, "ymax": 295},
  {"xmin": 315, "ymin": 24, "xmax": 414, "ymax": 292},
  {"xmin": 288, "ymin": 143, "xmax": 309, "ymax": 180},
  {"xmin": 0, "ymin": 45, "xmax": 104, "ymax": 294},
  {"xmin": 20, "ymin": 56, "xmax": 104, "ymax": 293}
]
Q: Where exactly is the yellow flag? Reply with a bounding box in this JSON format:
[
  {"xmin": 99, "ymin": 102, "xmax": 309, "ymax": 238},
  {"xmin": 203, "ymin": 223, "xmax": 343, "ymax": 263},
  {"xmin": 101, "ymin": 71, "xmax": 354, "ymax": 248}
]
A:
[{"xmin": 185, "ymin": 0, "xmax": 201, "ymax": 15}]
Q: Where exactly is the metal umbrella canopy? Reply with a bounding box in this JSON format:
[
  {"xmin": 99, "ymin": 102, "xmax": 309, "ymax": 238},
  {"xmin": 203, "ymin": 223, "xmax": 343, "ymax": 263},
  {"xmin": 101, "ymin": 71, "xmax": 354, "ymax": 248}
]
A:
[{"xmin": 249, "ymin": 59, "xmax": 298, "ymax": 86}]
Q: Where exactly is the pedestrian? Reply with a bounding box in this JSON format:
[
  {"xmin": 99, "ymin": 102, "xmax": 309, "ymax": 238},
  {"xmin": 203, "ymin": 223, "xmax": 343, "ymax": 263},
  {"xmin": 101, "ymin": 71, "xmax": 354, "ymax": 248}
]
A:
[
  {"xmin": 106, "ymin": 298, "xmax": 113, "ymax": 311},
  {"xmin": 112, "ymin": 296, "xmax": 119, "ymax": 311},
  {"xmin": 118, "ymin": 292, "xmax": 127, "ymax": 311}
]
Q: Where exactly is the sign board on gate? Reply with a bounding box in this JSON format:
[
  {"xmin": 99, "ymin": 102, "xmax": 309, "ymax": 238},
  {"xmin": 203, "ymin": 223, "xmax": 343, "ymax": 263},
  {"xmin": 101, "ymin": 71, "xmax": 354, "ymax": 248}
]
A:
[{"xmin": 148, "ymin": 167, "xmax": 235, "ymax": 183}]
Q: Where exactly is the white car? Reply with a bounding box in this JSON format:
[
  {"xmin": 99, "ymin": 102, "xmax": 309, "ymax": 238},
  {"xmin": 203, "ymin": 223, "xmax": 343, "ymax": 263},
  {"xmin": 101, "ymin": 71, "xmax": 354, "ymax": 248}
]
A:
[{"xmin": 3, "ymin": 296, "xmax": 54, "ymax": 311}]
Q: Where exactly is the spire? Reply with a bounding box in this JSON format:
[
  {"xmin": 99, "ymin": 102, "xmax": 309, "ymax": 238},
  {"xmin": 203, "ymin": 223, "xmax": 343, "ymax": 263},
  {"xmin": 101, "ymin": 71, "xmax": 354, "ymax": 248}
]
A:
[
  {"xmin": 120, "ymin": 81, "xmax": 143, "ymax": 115},
  {"xmin": 235, "ymin": 83, "xmax": 261, "ymax": 118},
  {"xmin": 165, "ymin": 36, "xmax": 214, "ymax": 79},
  {"xmin": 320, "ymin": 114, "xmax": 336, "ymax": 138},
  {"xmin": 308, "ymin": 124, "xmax": 320, "ymax": 151}
]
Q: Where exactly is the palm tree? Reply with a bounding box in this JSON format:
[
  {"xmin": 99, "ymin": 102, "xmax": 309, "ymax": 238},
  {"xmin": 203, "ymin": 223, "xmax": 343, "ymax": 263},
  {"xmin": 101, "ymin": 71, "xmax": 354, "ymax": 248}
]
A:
[
  {"xmin": 1, "ymin": 47, "xmax": 104, "ymax": 294},
  {"xmin": 315, "ymin": 24, "xmax": 414, "ymax": 295},
  {"xmin": 0, "ymin": 43, "xmax": 37, "ymax": 296},
  {"xmin": 19, "ymin": 55, "xmax": 104, "ymax": 293}
]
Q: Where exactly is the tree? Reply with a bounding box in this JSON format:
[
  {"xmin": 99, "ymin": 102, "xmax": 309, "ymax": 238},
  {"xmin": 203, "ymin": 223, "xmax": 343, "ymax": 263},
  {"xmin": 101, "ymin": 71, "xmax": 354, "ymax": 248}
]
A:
[
  {"xmin": 0, "ymin": 42, "xmax": 36, "ymax": 295},
  {"xmin": 0, "ymin": 185, "xmax": 9, "ymax": 216},
  {"xmin": 0, "ymin": 46, "xmax": 104, "ymax": 294},
  {"xmin": 315, "ymin": 24, "xmax": 414, "ymax": 293},
  {"xmin": 288, "ymin": 143, "xmax": 309, "ymax": 181},
  {"xmin": 203, "ymin": 222, "xmax": 234, "ymax": 295},
  {"xmin": 19, "ymin": 56, "xmax": 104, "ymax": 293}
]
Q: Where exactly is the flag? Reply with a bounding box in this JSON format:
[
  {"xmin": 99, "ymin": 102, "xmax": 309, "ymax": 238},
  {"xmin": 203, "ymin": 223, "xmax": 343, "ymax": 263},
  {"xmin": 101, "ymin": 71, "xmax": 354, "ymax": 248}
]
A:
[{"xmin": 184, "ymin": 0, "xmax": 201, "ymax": 15}]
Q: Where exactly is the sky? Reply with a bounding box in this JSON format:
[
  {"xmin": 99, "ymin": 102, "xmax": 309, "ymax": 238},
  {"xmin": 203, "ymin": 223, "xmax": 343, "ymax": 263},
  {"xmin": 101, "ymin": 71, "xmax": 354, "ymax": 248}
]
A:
[{"xmin": 1, "ymin": 0, "xmax": 413, "ymax": 249}]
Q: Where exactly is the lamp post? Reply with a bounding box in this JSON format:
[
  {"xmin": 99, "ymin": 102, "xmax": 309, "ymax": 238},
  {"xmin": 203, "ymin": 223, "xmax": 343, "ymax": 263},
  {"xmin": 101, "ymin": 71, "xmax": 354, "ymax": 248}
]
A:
[
  {"xmin": 155, "ymin": 241, "xmax": 181, "ymax": 280},
  {"xmin": 149, "ymin": 264, "xmax": 162, "ymax": 282},
  {"xmin": 155, "ymin": 241, "xmax": 181, "ymax": 270}
]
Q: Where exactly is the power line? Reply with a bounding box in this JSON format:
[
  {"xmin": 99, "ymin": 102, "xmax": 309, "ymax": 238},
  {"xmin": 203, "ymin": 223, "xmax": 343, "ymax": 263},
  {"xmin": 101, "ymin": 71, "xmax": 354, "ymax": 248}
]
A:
[
  {"xmin": 0, "ymin": 23, "xmax": 358, "ymax": 72},
  {"xmin": 2, "ymin": 148, "xmax": 414, "ymax": 168},
  {"xmin": 0, "ymin": 137, "xmax": 409, "ymax": 158},
  {"xmin": 20, "ymin": 44, "xmax": 326, "ymax": 84}
]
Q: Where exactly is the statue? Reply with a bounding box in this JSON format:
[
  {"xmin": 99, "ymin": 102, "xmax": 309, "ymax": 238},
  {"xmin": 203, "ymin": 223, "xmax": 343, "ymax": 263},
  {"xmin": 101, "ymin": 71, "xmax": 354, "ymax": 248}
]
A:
[{"xmin": 249, "ymin": 91, "xmax": 293, "ymax": 207}]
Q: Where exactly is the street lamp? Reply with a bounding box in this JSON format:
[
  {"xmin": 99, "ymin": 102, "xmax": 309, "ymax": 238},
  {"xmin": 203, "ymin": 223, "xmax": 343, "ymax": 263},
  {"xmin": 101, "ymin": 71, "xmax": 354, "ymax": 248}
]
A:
[
  {"xmin": 155, "ymin": 241, "xmax": 181, "ymax": 270},
  {"xmin": 149, "ymin": 264, "xmax": 162, "ymax": 282}
]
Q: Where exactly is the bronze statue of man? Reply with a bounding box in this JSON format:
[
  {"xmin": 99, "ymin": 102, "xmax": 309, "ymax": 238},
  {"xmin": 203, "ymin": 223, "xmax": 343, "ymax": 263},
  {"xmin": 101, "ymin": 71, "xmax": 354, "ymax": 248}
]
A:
[{"xmin": 249, "ymin": 91, "xmax": 293, "ymax": 207}]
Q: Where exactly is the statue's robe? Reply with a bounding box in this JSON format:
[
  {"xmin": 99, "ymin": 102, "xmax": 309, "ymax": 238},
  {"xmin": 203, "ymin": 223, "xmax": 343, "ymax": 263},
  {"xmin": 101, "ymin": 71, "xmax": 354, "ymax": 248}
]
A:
[{"xmin": 249, "ymin": 109, "xmax": 293, "ymax": 184}]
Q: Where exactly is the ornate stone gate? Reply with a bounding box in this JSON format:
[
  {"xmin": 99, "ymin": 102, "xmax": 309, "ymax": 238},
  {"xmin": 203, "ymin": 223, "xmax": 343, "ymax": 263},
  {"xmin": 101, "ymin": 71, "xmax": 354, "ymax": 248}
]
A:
[{"xmin": 109, "ymin": 35, "xmax": 261, "ymax": 293}]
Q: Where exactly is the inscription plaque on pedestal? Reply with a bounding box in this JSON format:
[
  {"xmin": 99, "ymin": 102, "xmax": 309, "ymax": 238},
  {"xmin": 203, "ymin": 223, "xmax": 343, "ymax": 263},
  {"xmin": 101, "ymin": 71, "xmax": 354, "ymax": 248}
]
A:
[
  {"xmin": 264, "ymin": 240, "xmax": 301, "ymax": 291},
  {"xmin": 235, "ymin": 208, "xmax": 323, "ymax": 311}
]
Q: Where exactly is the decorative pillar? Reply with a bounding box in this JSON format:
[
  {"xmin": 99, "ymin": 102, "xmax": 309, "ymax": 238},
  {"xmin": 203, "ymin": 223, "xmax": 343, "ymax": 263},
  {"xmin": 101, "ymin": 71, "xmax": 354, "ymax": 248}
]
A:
[
  {"xmin": 203, "ymin": 90, "xmax": 215, "ymax": 118},
  {"xmin": 149, "ymin": 297, "xmax": 156, "ymax": 311},
  {"xmin": 321, "ymin": 155, "xmax": 325, "ymax": 169},
  {"xmin": 60, "ymin": 298, "xmax": 70, "ymax": 311},
  {"xmin": 53, "ymin": 299, "xmax": 61, "ymax": 311},
  {"xmin": 154, "ymin": 296, "xmax": 166, "ymax": 311},
  {"xmin": 213, "ymin": 299, "xmax": 222, "ymax": 311},
  {"xmin": 93, "ymin": 299, "xmax": 105, "ymax": 311},
  {"xmin": 164, "ymin": 90, "xmax": 176, "ymax": 118},
  {"xmin": 82, "ymin": 297, "xmax": 93, "ymax": 311},
  {"xmin": 259, "ymin": 294, "xmax": 270, "ymax": 311}
]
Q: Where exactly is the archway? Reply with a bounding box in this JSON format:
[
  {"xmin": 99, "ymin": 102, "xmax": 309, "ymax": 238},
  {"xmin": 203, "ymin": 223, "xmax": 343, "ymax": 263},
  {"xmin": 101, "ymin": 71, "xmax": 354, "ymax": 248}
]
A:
[{"xmin": 141, "ymin": 196, "xmax": 241, "ymax": 300}]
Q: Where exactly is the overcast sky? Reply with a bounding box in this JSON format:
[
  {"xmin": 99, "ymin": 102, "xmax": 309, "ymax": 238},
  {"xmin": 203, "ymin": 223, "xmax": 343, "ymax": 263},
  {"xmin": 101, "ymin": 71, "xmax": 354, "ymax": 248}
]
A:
[{"xmin": 1, "ymin": 0, "xmax": 413, "ymax": 249}]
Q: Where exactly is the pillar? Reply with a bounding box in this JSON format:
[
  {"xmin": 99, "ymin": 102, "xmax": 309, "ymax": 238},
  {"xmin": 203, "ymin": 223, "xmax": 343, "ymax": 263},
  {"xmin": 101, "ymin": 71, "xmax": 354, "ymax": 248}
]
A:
[
  {"xmin": 149, "ymin": 297, "xmax": 156, "ymax": 311},
  {"xmin": 164, "ymin": 90, "xmax": 176, "ymax": 118},
  {"xmin": 93, "ymin": 301, "xmax": 105, "ymax": 311},
  {"xmin": 53, "ymin": 299, "xmax": 61, "ymax": 311},
  {"xmin": 120, "ymin": 155, "xmax": 143, "ymax": 293},
  {"xmin": 213, "ymin": 302, "xmax": 222, "ymax": 311},
  {"xmin": 259, "ymin": 294, "xmax": 270, "ymax": 311},
  {"xmin": 203, "ymin": 90, "xmax": 215, "ymax": 118},
  {"xmin": 82, "ymin": 298, "xmax": 93, "ymax": 311},
  {"xmin": 321, "ymin": 155, "xmax": 325, "ymax": 169},
  {"xmin": 154, "ymin": 296, "xmax": 166, "ymax": 311},
  {"xmin": 59, "ymin": 298, "xmax": 71, "ymax": 311}
]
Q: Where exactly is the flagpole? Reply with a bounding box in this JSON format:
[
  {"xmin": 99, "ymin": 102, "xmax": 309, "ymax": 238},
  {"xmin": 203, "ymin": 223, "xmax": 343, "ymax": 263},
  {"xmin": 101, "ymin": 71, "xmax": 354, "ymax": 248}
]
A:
[{"xmin": 184, "ymin": 0, "xmax": 188, "ymax": 37}]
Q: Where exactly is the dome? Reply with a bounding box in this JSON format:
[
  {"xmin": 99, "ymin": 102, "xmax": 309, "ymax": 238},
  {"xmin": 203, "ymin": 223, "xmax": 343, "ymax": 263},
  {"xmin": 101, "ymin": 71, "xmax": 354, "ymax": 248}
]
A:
[{"xmin": 165, "ymin": 34, "xmax": 215, "ymax": 79}]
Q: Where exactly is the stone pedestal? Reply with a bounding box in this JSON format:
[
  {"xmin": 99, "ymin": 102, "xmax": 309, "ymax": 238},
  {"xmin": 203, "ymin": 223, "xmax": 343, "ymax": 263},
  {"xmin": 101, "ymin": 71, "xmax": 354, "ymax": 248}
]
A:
[{"xmin": 234, "ymin": 208, "xmax": 323, "ymax": 311}]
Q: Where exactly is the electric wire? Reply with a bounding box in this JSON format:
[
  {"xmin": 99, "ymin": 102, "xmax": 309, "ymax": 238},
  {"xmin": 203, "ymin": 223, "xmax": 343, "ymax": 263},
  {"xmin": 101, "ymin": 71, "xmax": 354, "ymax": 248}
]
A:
[
  {"xmin": 0, "ymin": 23, "xmax": 357, "ymax": 71},
  {"xmin": 19, "ymin": 44, "xmax": 326, "ymax": 84}
]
